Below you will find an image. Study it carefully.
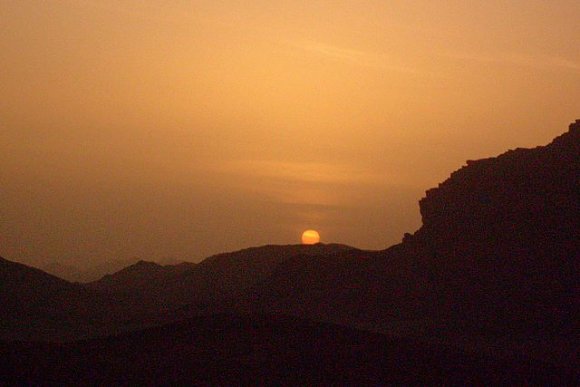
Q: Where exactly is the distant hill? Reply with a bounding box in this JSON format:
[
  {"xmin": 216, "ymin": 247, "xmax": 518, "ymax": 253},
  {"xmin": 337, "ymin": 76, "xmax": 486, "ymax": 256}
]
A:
[
  {"xmin": 231, "ymin": 245, "xmax": 431, "ymax": 330},
  {"xmin": 87, "ymin": 243, "xmax": 357, "ymax": 313},
  {"xmin": 86, "ymin": 260, "xmax": 196, "ymax": 296},
  {"xmin": 1, "ymin": 314, "xmax": 573, "ymax": 384},
  {"xmin": 0, "ymin": 244, "xmax": 357, "ymax": 340},
  {"xmin": 0, "ymin": 256, "xmax": 122, "ymax": 341}
]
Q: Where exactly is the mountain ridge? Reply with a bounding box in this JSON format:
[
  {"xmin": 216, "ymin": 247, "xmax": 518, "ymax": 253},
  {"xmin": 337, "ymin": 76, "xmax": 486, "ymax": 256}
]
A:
[
  {"xmin": 85, "ymin": 243, "xmax": 359, "ymax": 314},
  {"xmin": 1, "ymin": 121, "xmax": 577, "ymax": 376},
  {"xmin": 0, "ymin": 255, "xmax": 126, "ymax": 341},
  {"xmin": 221, "ymin": 120, "xmax": 579, "ymax": 365}
]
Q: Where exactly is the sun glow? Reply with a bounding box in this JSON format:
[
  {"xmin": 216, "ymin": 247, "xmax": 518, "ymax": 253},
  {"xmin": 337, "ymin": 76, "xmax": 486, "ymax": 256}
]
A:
[{"xmin": 301, "ymin": 230, "xmax": 321, "ymax": 245}]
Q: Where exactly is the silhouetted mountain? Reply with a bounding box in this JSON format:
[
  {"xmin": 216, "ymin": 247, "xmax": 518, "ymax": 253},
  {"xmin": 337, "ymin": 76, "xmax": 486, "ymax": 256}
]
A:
[
  {"xmin": 227, "ymin": 121, "xmax": 579, "ymax": 366},
  {"xmin": 1, "ymin": 122, "xmax": 577, "ymax": 381},
  {"xmin": 0, "ymin": 314, "xmax": 573, "ymax": 384},
  {"xmin": 231, "ymin": 246, "xmax": 430, "ymax": 331},
  {"xmin": 87, "ymin": 243, "xmax": 356, "ymax": 313},
  {"xmin": 407, "ymin": 120, "xmax": 579, "ymax": 333},
  {"xmin": 0, "ymin": 256, "xmax": 123, "ymax": 341},
  {"xmin": 86, "ymin": 260, "xmax": 196, "ymax": 296}
]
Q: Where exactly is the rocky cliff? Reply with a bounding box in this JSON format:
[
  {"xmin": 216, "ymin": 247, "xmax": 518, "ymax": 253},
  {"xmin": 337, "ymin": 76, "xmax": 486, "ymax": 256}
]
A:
[
  {"xmin": 418, "ymin": 120, "xmax": 579, "ymax": 242},
  {"xmin": 411, "ymin": 120, "xmax": 579, "ymax": 332}
]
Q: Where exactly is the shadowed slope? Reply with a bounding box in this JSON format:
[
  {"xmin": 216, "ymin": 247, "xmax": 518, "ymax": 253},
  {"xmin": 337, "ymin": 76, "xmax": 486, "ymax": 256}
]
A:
[
  {"xmin": 87, "ymin": 243, "xmax": 357, "ymax": 313},
  {"xmin": 86, "ymin": 260, "xmax": 196, "ymax": 296},
  {"xmin": 0, "ymin": 256, "xmax": 122, "ymax": 341},
  {"xmin": 0, "ymin": 314, "xmax": 573, "ymax": 385}
]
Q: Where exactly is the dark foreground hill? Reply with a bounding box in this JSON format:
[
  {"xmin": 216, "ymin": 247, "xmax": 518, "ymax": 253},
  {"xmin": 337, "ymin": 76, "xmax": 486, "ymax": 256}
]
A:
[{"xmin": 0, "ymin": 314, "xmax": 574, "ymax": 385}]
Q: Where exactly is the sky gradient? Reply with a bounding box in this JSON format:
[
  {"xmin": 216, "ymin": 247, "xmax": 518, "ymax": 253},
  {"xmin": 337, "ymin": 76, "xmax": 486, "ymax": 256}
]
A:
[{"xmin": 1, "ymin": 1, "xmax": 579, "ymax": 269}]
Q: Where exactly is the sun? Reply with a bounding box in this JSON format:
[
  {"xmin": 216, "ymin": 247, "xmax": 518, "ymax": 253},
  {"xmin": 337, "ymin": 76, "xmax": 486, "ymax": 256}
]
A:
[{"xmin": 301, "ymin": 230, "xmax": 320, "ymax": 245}]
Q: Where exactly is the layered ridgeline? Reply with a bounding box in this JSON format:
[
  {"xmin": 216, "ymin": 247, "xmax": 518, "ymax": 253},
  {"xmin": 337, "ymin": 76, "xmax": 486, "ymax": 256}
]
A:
[
  {"xmin": 0, "ymin": 121, "xmax": 577, "ymax": 382},
  {"xmin": 0, "ymin": 121, "xmax": 577, "ymax": 373},
  {"xmin": 87, "ymin": 244, "xmax": 356, "ymax": 313},
  {"xmin": 229, "ymin": 120, "xmax": 579, "ymax": 352},
  {"xmin": 85, "ymin": 260, "xmax": 197, "ymax": 305},
  {"xmin": 0, "ymin": 244, "xmax": 358, "ymax": 340}
]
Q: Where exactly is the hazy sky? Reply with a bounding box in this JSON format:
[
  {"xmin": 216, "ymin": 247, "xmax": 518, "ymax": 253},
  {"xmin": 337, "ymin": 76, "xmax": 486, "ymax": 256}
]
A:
[{"xmin": 1, "ymin": 1, "xmax": 579, "ymax": 268}]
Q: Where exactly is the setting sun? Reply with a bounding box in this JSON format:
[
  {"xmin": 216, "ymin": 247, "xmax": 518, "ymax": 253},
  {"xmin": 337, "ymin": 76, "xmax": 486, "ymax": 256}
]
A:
[{"xmin": 301, "ymin": 230, "xmax": 321, "ymax": 245}]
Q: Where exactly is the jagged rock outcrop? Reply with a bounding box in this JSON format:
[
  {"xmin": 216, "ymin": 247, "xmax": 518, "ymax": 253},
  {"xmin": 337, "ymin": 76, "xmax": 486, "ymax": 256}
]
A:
[
  {"xmin": 418, "ymin": 120, "xmax": 579, "ymax": 241},
  {"xmin": 411, "ymin": 120, "xmax": 579, "ymax": 332}
]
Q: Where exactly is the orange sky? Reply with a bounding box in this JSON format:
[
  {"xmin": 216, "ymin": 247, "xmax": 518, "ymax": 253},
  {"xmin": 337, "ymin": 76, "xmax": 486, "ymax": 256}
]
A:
[{"xmin": 1, "ymin": 1, "xmax": 579, "ymax": 268}]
